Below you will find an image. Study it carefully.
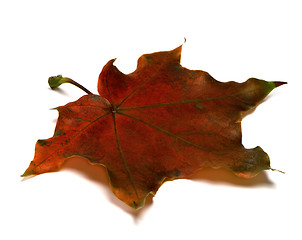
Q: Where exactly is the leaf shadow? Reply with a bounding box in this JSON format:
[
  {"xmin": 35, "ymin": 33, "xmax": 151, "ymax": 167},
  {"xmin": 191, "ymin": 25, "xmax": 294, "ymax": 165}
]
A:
[
  {"xmin": 242, "ymin": 93, "xmax": 272, "ymax": 119},
  {"xmin": 21, "ymin": 174, "xmax": 36, "ymax": 182},
  {"xmin": 58, "ymin": 157, "xmax": 274, "ymax": 223},
  {"xmin": 60, "ymin": 156, "xmax": 153, "ymax": 221},
  {"xmin": 48, "ymin": 87, "xmax": 72, "ymax": 97},
  {"xmin": 188, "ymin": 167, "xmax": 274, "ymax": 187}
]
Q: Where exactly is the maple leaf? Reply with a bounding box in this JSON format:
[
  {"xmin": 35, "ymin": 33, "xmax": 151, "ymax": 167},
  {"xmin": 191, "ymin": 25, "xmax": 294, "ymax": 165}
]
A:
[{"xmin": 22, "ymin": 45, "xmax": 285, "ymax": 209}]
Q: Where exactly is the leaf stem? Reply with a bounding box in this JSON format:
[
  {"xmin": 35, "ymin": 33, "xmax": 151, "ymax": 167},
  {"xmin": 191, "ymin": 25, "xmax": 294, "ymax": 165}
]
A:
[{"xmin": 48, "ymin": 75, "xmax": 93, "ymax": 95}]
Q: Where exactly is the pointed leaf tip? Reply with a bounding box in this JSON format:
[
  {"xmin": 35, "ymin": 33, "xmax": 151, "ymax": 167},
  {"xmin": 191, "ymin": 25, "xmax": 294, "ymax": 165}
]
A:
[
  {"xmin": 270, "ymin": 168, "xmax": 285, "ymax": 174},
  {"xmin": 21, "ymin": 171, "xmax": 32, "ymax": 177},
  {"xmin": 273, "ymin": 81, "xmax": 287, "ymax": 88}
]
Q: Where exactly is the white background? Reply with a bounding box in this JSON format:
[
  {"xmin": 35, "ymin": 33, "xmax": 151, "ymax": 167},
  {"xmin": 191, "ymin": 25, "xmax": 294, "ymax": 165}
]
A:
[{"xmin": 1, "ymin": 0, "xmax": 301, "ymax": 239}]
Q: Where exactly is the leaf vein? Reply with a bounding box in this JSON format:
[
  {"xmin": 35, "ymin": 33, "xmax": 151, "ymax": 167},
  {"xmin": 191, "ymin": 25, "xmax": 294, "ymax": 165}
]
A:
[
  {"xmin": 118, "ymin": 92, "xmax": 242, "ymax": 110},
  {"xmin": 112, "ymin": 113, "xmax": 139, "ymax": 200},
  {"xmin": 117, "ymin": 112, "xmax": 210, "ymax": 152},
  {"xmin": 34, "ymin": 112, "xmax": 111, "ymax": 170}
]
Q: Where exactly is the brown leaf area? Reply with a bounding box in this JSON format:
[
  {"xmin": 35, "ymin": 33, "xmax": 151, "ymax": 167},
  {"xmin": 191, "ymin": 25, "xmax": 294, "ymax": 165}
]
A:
[{"xmin": 23, "ymin": 46, "xmax": 285, "ymax": 209}]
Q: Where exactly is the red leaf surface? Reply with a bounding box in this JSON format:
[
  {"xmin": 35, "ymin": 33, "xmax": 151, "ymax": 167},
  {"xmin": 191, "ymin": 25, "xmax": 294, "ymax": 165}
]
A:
[{"xmin": 23, "ymin": 46, "xmax": 285, "ymax": 209}]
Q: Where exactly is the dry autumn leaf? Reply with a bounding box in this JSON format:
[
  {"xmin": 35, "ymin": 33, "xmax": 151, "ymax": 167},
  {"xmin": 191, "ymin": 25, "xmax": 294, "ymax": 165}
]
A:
[{"xmin": 22, "ymin": 45, "xmax": 285, "ymax": 209}]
